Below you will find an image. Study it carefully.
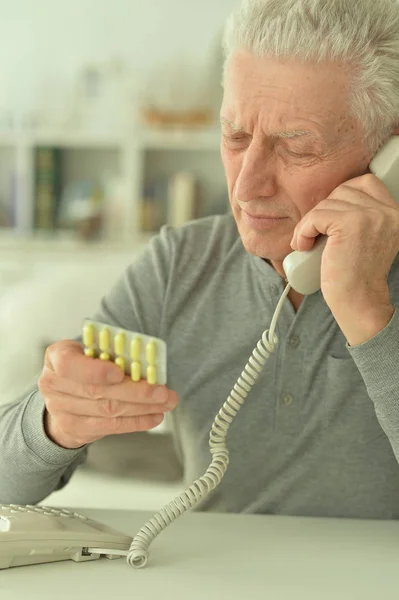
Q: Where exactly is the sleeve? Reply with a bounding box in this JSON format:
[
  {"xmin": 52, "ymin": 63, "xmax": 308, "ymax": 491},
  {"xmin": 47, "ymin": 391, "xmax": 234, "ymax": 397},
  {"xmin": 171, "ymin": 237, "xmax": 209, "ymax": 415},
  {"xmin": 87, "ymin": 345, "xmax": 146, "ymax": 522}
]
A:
[
  {"xmin": 0, "ymin": 228, "xmax": 174, "ymax": 505},
  {"xmin": 0, "ymin": 386, "xmax": 88, "ymax": 505},
  {"xmin": 347, "ymin": 308, "xmax": 399, "ymax": 460}
]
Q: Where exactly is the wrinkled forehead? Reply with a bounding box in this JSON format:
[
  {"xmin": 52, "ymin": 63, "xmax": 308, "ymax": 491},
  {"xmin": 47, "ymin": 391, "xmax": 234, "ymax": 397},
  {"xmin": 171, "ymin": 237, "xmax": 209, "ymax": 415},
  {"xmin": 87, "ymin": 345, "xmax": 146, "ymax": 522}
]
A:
[{"xmin": 223, "ymin": 50, "xmax": 354, "ymax": 138}]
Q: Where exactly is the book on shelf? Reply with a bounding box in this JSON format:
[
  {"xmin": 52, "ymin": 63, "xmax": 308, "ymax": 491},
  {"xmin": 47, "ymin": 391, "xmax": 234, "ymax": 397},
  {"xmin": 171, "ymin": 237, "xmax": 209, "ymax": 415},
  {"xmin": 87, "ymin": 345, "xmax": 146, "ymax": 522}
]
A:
[
  {"xmin": 167, "ymin": 171, "xmax": 198, "ymax": 228},
  {"xmin": 140, "ymin": 172, "xmax": 199, "ymax": 233},
  {"xmin": 33, "ymin": 147, "xmax": 63, "ymax": 230},
  {"xmin": 140, "ymin": 179, "xmax": 165, "ymax": 232}
]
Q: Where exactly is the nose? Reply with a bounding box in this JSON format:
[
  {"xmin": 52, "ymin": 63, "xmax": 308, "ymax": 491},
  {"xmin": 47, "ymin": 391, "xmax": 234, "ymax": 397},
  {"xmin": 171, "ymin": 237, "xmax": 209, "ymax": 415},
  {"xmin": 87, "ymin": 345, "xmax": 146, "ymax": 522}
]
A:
[{"xmin": 234, "ymin": 142, "xmax": 278, "ymax": 203}]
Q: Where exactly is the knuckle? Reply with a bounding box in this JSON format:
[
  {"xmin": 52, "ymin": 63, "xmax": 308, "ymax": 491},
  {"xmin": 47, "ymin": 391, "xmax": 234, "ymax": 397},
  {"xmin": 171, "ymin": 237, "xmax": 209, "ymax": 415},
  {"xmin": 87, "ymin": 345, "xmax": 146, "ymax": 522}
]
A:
[
  {"xmin": 53, "ymin": 348, "xmax": 71, "ymax": 378},
  {"xmin": 38, "ymin": 370, "xmax": 55, "ymax": 395},
  {"xmin": 136, "ymin": 381, "xmax": 154, "ymax": 402},
  {"xmin": 99, "ymin": 398, "xmax": 116, "ymax": 418},
  {"xmin": 85, "ymin": 382, "xmax": 103, "ymax": 401},
  {"xmin": 51, "ymin": 340, "xmax": 80, "ymax": 377},
  {"xmin": 45, "ymin": 342, "xmax": 69, "ymax": 372}
]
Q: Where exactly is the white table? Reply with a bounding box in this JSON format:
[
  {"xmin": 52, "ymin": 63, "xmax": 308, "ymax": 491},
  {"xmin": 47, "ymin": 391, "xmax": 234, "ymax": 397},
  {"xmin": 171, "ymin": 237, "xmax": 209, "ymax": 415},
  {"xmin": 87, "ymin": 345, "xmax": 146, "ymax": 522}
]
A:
[{"xmin": 1, "ymin": 508, "xmax": 399, "ymax": 600}]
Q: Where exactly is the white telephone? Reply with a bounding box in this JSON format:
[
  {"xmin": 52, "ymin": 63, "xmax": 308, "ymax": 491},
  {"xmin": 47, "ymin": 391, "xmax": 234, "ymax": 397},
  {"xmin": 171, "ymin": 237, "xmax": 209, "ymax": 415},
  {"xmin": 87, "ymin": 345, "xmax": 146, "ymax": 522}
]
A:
[
  {"xmin": 283, "ymin": 136, "xmax": 399, "ymax": 295},
  {"xmin": 0, "ymin": 504, "xmax": 132, "ymax": 569}
]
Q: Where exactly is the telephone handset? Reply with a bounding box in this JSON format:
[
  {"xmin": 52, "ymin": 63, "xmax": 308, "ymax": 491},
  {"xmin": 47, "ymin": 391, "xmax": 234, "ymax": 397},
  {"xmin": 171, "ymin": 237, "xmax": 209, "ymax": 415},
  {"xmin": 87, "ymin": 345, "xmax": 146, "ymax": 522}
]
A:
[{"xmin": 282, "ymin": 136, "xmax": 399, "ymax": 295}]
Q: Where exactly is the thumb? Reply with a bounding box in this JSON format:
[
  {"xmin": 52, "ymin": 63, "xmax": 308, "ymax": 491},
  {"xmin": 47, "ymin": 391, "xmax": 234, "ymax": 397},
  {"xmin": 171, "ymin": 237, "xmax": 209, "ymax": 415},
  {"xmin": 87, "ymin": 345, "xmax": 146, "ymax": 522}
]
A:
[{"xmin": 45, "ymin": 340, "xmax": 125, "ymax": 385}]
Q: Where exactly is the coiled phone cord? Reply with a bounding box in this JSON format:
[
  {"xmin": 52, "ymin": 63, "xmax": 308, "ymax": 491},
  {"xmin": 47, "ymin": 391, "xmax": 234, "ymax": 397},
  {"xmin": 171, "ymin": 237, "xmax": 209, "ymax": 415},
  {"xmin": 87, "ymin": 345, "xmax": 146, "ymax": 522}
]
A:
[{"xmin": 127, "ymin": 283, "xmax": 292, "ymax": 569}]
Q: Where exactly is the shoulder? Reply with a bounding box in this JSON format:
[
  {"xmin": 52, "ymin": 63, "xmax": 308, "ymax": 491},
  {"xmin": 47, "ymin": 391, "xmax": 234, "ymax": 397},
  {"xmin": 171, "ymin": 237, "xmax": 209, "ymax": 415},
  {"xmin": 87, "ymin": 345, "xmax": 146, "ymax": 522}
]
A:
[
  {"xmin": 158, "ymin": 213, "xmax": 241, "ymax": 267},
  {"xmin": 128, "ymin": 213, "xmax": 245, "ymax": 294}
]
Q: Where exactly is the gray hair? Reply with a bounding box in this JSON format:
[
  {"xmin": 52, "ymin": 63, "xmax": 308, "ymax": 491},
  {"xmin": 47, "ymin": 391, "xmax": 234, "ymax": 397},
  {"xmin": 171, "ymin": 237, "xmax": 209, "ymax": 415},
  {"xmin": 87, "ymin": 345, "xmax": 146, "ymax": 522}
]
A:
[{"xmin": 222, "ymin": 0, "xmax": 399, "ymax": 153}]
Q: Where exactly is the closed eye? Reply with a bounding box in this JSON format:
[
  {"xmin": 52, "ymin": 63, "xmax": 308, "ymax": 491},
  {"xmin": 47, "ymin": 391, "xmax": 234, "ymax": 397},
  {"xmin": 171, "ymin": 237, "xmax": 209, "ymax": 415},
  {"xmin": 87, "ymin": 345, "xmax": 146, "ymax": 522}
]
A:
[
  {"xmin": 223, "ymin": 134, "xmax": 252, "ymax": 147},
  {"xmin": 284, "ymin": 148, "xmax": 317, "ymax": 159}
]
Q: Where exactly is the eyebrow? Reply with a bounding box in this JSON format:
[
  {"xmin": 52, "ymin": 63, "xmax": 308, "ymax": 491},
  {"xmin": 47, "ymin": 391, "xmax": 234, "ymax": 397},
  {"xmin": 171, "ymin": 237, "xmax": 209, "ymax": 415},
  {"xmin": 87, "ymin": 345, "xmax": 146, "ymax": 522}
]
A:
[{"xmin": 220, "ymin": 117, "xmax": 319, "ymax": 140}]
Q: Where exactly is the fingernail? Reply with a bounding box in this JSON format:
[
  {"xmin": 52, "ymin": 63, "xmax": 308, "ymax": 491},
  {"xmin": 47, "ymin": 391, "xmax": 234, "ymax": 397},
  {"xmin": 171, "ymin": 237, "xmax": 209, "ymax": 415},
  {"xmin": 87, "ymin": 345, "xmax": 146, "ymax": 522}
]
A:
[
  {"xmin": 165, "ymin": 400, "xmax": 177, "ymax": 410},
  {"xmin": 107, "ymin": 369, "xmax": 124, "ymax": 384},
  {"xmin": 152, "ymin": 386, "xmax": 169, "ymax": 403}
]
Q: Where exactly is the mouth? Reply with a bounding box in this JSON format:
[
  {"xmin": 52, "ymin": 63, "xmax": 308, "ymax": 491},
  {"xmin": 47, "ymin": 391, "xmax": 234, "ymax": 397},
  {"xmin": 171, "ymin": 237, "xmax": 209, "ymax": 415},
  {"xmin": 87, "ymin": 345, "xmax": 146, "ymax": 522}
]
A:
[
  {"xmin": 241, "ymin": 209, "xmax": 288, "ymax": 230},
  {"xmin": 243, "ymin": 211, "xmax": 286, "ymax": 219}
]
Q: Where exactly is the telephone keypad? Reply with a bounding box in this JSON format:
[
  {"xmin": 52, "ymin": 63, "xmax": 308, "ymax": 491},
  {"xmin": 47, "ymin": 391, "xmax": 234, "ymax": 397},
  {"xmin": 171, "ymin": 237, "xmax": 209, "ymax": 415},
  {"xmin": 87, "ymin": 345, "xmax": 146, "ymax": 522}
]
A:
[{"xmin": 0, "ymin": 505, "xmax": 86, "ymax": 519}]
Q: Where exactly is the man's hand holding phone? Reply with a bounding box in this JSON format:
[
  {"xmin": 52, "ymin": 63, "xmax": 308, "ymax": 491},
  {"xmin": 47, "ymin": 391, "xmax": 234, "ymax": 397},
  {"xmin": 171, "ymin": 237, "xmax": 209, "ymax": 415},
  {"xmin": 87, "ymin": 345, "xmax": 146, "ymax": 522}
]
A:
[
  {"xmin": 290, "ymin": 171, "xmax": 399, "ymax": 345},
  {"xmin": 38, "ymin": 340, "xmax": 179, "ymax": 450}
]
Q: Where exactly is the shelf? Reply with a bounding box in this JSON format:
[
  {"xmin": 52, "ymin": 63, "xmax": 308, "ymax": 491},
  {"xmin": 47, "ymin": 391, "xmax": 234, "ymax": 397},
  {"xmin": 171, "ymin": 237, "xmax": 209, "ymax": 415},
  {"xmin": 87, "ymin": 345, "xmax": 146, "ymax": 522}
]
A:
[
  {"xmin": 33, "ymin": 131, "xmax": 127, "ymax": 149},
  {"xmin": 0, "ymin": 228, "xmax": 153, "ymax": 254},
  {"xmin": 139, "ymin": 127, "xmax": 221, "ymax": 151},
  {"xmin": 0, "ymin": 134, "xmax": 19, "ymax": 148},
  {"xmin": 0, "ymin": 125, "xmax": 225, "ymax": 241},
  {"xmin": 0, "ymin": 127, "xmax": 221, "ymax": 151},
  {"xmin": 0, "ymin": 131, "xmax": 126, "ymax": 149}
]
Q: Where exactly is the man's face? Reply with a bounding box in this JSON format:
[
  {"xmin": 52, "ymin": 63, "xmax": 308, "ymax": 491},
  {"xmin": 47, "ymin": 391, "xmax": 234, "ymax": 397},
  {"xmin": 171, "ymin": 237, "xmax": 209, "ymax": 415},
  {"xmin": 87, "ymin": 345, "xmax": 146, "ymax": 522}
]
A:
[{"xmin": 221, "ymin": 51, "xmax": 372, "ymax": 262}]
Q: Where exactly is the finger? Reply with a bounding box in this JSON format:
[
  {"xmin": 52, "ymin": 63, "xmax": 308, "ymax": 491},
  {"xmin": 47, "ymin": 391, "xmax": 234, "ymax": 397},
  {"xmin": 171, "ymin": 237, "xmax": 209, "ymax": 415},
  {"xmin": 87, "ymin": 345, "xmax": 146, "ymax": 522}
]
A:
[
  {"xmin": 333, "ymin": 173, "xmax": 394, "ymax": 206},
  {"xmin": 60, "ymin": 413, "xmax": 165, "ymax": 440},
  {"xmin": 292, "ymin": 209, "xmax": 350, "ymax": 251},
  {"xmin": 44, "ymin": 390, "xmax": 177, "ymax": 418},
  {"xmin": 40, "ymin": 366, "xmax": 177, "ymax": 406},
  {"xmin": 315, "ymin": 198, "xmax": 361, "ymax": 212},
  {"xmin": 291, "ymin": 195, "xmax": 383, "ymax": 250},
  {"xmin": 45, "ymin": 340, "xmax": 125, "ymax": 385}
]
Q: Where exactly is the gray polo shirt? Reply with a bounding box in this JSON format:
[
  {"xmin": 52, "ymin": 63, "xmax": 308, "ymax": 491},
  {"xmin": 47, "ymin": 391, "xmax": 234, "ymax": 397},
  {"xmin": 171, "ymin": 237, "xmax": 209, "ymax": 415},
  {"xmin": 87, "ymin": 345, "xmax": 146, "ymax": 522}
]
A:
[{"xmin": 1, "ymin": 213, "xmax": 399, "ymax": 519}]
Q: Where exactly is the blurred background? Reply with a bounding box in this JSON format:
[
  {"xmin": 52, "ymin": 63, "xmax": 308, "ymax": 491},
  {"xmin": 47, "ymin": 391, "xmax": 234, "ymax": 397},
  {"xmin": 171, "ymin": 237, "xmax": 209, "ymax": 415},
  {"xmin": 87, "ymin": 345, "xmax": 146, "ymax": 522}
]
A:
[{"xmin": 0, "ymin": 0, "xmax": 239, "ymax": 510}]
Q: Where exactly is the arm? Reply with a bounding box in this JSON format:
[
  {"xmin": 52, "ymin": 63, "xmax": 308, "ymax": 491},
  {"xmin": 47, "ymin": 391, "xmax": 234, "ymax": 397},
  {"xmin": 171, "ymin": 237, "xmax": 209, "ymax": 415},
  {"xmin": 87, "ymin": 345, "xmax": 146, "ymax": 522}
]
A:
[
  {"xmin": 346, "ymin": 307, "xmax": 399, "ymax": 461},
  {"xmin": 0, "ymin": 388, "xmax": 87, "ymax": 505},
  {"xmin": 0, "ymin": 229, "xmax": 172, "ymax": 505}
]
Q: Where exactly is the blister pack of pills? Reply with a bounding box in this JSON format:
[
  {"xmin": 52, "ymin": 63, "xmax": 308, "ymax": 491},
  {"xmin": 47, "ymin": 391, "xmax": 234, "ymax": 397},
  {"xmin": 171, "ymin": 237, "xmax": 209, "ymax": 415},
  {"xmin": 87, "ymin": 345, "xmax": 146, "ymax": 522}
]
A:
[{"xmin": 82, "ymin": 320, "xmax": 167, "ymax": 385}]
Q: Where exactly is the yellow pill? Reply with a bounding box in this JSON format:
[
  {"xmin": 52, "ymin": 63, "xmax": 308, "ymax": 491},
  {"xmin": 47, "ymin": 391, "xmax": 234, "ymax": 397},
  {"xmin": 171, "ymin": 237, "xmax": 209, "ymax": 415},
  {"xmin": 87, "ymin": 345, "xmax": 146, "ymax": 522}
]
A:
[
  {"xmin": 146, "ymin": 341, "xmax": 157, "ymax": 366},
  {"xmin": 131, "ymin": 361, "xmax": 141, "ymax": 382},
  {"xmin": 99, "ymin": 328, "xmax": 111, "ymax": 352},
  {"xmin": 100, "ymin": 352, "xmax": 111, "ymax": 361},
  {"xmin": 130, "ymin": 337, "xmax": 141, "ymax": 361},
  {"xmin": 115, "ymin": 356, "xmax": 126, "ymax": 371},
  {"xmin": 146, "ymin": 365, "xmax": 157, "ymax": 385},
  {"xmin": 84, "ymin": 347, "xmax": 96, "ymax": 358},
  {"xmin": 114, "ymin": 333, "xmax": 125, "ymax": 355},
  {"xmin": 83, "ymin": 323, "xmax": 95, "ymax": 347}
]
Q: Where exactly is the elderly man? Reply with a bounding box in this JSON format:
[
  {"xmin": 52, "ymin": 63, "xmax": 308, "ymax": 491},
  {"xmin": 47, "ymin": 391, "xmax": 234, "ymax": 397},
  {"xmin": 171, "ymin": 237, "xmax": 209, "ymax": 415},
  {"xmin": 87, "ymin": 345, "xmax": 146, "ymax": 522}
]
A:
[{"xmin": 1, "ymin": 0, "xmax": 399, "ymax": 520}]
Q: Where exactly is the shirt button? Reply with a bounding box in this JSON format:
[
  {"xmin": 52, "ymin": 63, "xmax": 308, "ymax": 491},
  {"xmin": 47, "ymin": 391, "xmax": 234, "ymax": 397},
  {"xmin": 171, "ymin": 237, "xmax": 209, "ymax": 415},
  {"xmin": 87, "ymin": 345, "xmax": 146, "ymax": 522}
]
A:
[
  {"xmin": 288, "ymin": 335, "xmax": 300, "ymax": 349},
  {"xmin": 282, "ymin": 394, "xmax": 294, "ymax": 406},
  {"xmin": 271, "ymin": 284, "xmax": 280, "ymax": 296}
]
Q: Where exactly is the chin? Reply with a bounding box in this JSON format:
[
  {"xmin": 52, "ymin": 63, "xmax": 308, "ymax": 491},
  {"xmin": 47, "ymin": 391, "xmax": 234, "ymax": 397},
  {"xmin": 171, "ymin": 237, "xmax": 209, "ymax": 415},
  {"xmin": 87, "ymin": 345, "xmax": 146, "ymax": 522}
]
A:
[
  {"xmin": 241, "ymin": 236, "xmax": 276, "ymax": 260},
  {"xmin": 238, "ymin": 224, "xmax": 290, "ymax": 262}
]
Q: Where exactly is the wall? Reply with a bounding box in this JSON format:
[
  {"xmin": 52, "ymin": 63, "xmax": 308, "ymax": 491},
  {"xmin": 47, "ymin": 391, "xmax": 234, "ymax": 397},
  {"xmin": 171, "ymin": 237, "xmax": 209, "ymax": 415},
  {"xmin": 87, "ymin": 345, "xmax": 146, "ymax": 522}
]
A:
[{"xmin": 0, "ymin": 0, "xmax": 239, "ymax": 121}]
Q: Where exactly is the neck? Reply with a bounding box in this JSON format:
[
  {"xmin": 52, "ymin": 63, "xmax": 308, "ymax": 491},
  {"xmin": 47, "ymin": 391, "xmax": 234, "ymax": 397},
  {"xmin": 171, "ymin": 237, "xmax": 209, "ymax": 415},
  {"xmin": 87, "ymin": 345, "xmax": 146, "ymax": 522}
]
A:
[{"xmin": 267, "ymin": 258, "xmax": 305, "ymax": 312}]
